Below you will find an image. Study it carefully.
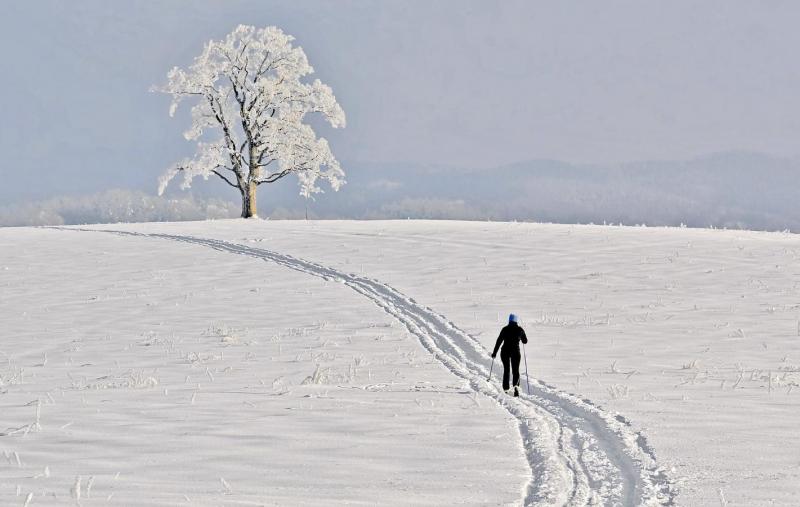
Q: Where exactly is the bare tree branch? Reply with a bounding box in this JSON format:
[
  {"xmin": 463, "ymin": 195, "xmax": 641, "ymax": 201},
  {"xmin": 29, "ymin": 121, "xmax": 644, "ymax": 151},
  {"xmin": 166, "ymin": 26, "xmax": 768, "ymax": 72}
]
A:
[
  {"xmin": 211, "ymin": 169, "xmax": 240, "ymax": 189},
  {"xmin": 255, "ymin": 168, "xmax": 292, "ymax": 184},
  {"xmin": 207, "ymin": 96, "xmax": 243, "ymax": 178},
  {"xmin": 255, "ymin": 165, "xmax": 313, "ymax": 185}
]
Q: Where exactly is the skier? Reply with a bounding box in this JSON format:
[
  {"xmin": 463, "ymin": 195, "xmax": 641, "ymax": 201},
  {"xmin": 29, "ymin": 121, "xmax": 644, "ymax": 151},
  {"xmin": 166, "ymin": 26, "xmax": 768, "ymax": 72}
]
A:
[{"xmin": 491, "ymin": 313, "xmax": 528, "ymax": 396}]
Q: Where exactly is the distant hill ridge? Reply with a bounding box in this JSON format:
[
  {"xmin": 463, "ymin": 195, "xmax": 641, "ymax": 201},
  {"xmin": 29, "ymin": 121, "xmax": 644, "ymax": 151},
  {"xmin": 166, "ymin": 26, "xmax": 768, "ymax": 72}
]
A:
[
  {"xmin": 2, "ymin": 152, "xmax": 798, "ymax": 231},
  {"xmin": 290, "ymin": 151, "xmax": 800, "ymax": 231}
]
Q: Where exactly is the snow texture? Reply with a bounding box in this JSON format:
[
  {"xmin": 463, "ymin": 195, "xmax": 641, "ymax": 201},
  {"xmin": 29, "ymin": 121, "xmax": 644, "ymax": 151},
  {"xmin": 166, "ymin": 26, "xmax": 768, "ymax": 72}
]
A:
[{"xmin": 4, "ymin": 220, "xmax": 800, "ymax": 505}]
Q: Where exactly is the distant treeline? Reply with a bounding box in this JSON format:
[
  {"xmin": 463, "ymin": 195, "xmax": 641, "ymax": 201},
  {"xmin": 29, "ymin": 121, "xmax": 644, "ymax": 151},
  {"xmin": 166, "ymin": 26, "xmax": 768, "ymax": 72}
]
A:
[
  {"xmin": 2, "ymin": 152, "xmax": 798, "ymax": 231},
  {"xmin": 0, "ymin": 190, "xmax": 238, "ymax": 227}
]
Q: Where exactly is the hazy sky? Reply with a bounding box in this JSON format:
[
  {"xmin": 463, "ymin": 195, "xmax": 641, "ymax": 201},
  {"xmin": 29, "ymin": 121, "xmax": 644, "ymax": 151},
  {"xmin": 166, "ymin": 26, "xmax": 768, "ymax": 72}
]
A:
[{"xmin": 1, "ymin": 1, "xmax": 799, "ymax": 203}]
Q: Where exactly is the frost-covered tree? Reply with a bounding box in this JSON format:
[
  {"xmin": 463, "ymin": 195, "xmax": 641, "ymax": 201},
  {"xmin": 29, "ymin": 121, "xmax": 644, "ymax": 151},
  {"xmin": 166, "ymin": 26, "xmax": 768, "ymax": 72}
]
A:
[{"xmin": 155, "ymin": 25, "xmax": 346, "ymax": 218}]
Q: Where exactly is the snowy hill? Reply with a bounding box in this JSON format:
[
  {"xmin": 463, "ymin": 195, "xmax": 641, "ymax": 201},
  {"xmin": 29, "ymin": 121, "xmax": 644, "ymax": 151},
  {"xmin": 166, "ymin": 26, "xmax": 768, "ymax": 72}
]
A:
[{"xmin": 2, "ymin": 220, "xmax": 799, "ymax": 505}]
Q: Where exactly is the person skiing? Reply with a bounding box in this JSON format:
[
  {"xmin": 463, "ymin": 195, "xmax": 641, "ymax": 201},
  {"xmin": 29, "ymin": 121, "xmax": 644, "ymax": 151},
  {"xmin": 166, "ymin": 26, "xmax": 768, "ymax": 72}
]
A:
[{"xmin": 491, "ymin": 313, "xmax": 528, "ymax": 396}]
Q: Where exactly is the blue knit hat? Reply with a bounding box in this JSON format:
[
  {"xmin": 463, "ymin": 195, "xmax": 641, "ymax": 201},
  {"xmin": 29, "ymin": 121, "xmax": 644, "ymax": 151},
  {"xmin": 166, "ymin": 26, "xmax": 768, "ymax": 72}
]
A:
[{"xmin": 508, "ymin": 313, "xmax": 518, "ymax": 323}]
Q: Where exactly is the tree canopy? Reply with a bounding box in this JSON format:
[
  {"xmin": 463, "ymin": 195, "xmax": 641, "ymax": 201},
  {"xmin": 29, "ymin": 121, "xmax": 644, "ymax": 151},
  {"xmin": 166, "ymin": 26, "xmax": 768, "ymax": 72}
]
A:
[{"xmin": 155, "ymin": 25, "xmax": 346, "ymax": 217}]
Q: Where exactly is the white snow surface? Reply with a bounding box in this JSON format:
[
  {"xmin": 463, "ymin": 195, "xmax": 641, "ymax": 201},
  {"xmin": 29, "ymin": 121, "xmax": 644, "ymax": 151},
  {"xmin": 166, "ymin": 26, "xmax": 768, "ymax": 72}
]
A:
[{"xmin": 2, "ymin": 219, "xmax": 800, "ymax": 505}]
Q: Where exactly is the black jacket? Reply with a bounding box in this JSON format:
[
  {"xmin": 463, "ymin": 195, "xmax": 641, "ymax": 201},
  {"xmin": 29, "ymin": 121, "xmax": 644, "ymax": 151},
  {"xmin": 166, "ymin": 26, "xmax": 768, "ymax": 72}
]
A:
[{"xmin": 492, "ymin": 322, "xmax": 528, "ymax": 356}]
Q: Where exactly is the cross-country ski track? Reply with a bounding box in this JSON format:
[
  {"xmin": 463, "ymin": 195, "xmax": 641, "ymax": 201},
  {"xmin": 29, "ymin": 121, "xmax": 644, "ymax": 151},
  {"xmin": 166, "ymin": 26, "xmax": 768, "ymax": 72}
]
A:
[{"xmin": 65, "ymin": 227, "xmax": 676, "ymax": 506}]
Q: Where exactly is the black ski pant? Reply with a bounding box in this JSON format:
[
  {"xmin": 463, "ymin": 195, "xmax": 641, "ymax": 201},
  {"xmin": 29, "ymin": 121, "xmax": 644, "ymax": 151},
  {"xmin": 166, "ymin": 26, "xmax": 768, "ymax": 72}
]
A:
[{"xmin": 500, "ymin": 348, "xmax": 521, "ymax": 391}]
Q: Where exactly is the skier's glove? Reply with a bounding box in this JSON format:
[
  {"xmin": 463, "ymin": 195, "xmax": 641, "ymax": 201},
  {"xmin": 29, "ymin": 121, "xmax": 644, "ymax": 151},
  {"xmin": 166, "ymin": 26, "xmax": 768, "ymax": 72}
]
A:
[{"xmin": 491, "ymin": 352, "xmax": 496, "ymax": 358}]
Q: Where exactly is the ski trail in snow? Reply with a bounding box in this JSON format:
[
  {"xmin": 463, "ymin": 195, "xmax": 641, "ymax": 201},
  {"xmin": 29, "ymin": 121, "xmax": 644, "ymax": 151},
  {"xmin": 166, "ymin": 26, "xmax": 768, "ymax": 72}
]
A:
[{"xmin": 64, "ymin": 228, "xmax": 676, "ymax": 506}]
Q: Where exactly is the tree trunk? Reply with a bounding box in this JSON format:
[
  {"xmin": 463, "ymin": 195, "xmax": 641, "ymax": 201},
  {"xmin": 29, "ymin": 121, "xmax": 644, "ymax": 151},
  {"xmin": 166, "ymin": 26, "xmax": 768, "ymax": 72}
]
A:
[{"xmin": 240, "ymin": 183, "xmax": 258, "ymax": 218}]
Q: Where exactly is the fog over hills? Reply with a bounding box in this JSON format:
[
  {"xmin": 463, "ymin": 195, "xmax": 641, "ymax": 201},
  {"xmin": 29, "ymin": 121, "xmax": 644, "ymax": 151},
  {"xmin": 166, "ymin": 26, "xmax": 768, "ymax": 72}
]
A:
[
  {"xmin": 2, "ymin": 152, "xmax": 797, "ymax": 231},
  {"xmin": 297, "ymin": 152, "xmax": 797, "ymax": 228},
  {"xmin": 231, "ymin": 151, "xmax": 800, "ymax": 231}
]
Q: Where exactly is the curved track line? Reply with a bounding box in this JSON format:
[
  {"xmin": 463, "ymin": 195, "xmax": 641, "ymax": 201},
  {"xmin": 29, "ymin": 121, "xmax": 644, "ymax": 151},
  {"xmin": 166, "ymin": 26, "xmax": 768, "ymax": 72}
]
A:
[{"xmin": 65, "ymin": 228, "xmax": 676, "ymax": 506}]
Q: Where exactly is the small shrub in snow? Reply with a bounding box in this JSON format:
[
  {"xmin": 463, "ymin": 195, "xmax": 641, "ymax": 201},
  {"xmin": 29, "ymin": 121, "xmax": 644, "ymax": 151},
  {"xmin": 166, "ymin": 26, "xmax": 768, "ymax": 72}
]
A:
[{"xmin": 301, "ymin": 364, "xmax": 331, "ymax": 385}]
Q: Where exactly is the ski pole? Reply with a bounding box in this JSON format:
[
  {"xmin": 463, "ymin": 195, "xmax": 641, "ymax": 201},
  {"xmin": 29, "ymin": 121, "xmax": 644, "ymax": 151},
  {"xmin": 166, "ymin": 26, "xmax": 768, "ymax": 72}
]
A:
[
  {"xmin": 523, "ymin": 344, "xmax": 531, "ymax": 395},
  {"xmin": 488, "ymin": 355, "xmax": 495, "ymax": 381}
]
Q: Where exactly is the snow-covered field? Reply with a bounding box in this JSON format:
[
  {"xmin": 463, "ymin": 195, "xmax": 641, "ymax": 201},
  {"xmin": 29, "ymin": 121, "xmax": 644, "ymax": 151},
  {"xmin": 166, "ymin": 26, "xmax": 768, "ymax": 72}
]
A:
[{"xmin": 3, "ymin": 220, "xmax": 800, "ymax": 505}]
